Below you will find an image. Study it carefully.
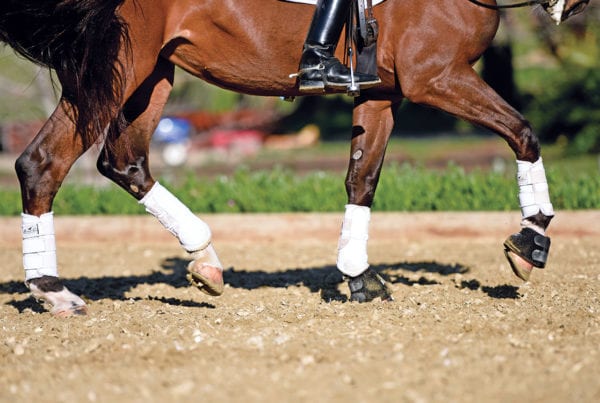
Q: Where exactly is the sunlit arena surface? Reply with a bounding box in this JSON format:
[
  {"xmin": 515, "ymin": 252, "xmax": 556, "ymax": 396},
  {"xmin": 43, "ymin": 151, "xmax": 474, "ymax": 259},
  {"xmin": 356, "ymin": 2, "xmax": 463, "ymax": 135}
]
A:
[{"xmin": 1, "ymin": 212, "xmax": 599, "ymax": 402}]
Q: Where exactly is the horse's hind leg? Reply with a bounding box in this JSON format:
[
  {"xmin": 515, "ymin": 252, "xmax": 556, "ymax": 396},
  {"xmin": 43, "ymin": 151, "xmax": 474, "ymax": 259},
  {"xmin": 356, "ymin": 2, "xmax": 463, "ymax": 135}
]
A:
[
  {"xmin": 15, "ymin": 103, "xmax": 91, "ymax": 316},
  {"xmin": 97, "ymin": 59, "xmax": 224, "ymax": 296},
  {"xmin": 338, "ymin": 98, "xmax": 398, "ymax": 302},
  {"xmin": 402, "ymin": 64, "xmax": 553, "ymax": 281}
]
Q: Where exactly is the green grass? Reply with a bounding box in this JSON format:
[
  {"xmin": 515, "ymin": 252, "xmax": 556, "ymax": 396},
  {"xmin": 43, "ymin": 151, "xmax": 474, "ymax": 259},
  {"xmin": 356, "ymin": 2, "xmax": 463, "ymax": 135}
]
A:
[{"xmin": 1, "ymin": 161, "xmax": 598, "ymax": 216}]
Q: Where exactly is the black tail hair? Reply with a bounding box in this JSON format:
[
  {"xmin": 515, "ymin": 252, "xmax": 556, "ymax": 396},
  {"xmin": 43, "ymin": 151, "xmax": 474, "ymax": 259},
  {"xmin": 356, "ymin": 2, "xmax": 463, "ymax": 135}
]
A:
[{"xmin": 0, "ymin": 0, "xmax": 130, "ymax": 147}]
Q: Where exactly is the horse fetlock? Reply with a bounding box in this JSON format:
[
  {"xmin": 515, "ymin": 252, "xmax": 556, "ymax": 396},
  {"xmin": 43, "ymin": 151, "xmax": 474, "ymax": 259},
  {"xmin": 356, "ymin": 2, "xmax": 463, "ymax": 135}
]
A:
[
  {"xmin": 521, "ymin": 212, "xmax": 554, "ymax": 235},
  {"xmin": 26, "ymin": 275, "xmax": 63, "ymax": 292}
]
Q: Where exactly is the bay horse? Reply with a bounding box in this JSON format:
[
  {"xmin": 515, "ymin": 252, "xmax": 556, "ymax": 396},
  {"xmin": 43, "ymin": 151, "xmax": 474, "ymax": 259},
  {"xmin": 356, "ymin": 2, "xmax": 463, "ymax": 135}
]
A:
[{"xmin": 0, "ymin": 0, "xmax": 588, "ymax": 316}]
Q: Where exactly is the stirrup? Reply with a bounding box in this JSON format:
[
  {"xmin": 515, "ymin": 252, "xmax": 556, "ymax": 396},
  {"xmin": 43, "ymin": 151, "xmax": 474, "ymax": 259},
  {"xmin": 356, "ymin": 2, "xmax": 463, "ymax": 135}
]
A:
[
  {"xmin": 290, "ymin": 64, "xmax": 326, "ymax": 92},
  {"xmin": 289, "ymin": 64, "xmax": 325, "ymax": 79},
  {"xmin": 346, "ymin": 47, "xmax": 360, "ymax": 97}
]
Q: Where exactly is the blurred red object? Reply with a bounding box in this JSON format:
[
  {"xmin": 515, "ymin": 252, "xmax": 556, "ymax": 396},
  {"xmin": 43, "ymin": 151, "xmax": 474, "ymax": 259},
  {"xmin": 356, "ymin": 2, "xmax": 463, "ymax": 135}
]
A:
[
  {"xmin": 209, "ymin": 129, "xmax": 264, "ymax": 155},
  {"xmin": 1, "ymin": 121, "xmax": 44, "ymax": 154}
]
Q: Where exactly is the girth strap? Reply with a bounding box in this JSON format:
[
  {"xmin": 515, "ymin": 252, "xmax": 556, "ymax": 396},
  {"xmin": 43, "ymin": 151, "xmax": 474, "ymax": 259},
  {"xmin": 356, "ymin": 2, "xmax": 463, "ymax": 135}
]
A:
[
  {"xmin": 354, "ymin": 0, "xmax": 379, "ymax": 76},
  {"xmin": 356, "ymin": 0, "xmax": 378, "ymax": 48}
]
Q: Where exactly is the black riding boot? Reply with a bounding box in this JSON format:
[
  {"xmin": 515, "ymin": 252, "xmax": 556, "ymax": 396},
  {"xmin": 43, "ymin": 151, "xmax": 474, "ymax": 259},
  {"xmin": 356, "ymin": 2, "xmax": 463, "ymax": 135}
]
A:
[{"xmin": 297, "ymin": 0, "xmax": 381, "ymax": 92}]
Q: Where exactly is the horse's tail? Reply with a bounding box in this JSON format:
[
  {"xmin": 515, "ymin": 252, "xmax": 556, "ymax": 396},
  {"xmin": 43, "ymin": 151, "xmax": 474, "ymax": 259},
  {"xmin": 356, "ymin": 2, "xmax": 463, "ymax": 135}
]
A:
[{"xmin": 0, "ymin": 0, "xmax": 130, "ymax": 147}]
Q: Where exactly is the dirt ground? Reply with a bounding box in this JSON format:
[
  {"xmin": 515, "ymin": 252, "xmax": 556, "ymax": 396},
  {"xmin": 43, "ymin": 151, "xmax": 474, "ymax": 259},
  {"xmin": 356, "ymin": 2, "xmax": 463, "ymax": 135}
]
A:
[{"xmin": 1, "ymin": 211, "xmax": 599, "ymax": 403}]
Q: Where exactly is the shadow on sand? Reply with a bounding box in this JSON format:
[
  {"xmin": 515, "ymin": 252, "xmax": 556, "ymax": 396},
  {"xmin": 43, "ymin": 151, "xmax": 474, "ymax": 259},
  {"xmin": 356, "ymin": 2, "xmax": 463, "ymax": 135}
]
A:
[{"xmin": 2, "ymin": 256, "xmax": 520, "ymax": 313}]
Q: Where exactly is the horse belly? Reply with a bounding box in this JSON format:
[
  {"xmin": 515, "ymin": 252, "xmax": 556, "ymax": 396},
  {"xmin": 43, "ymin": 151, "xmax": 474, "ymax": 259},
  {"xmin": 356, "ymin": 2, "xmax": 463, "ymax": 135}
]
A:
[
  {"xmin": 168, "ymin": 43, "xmax": 298, "ymax": 96},
  {"xmin": 160, "ymin": 2, "xmax": 310, "ymax": 97}
]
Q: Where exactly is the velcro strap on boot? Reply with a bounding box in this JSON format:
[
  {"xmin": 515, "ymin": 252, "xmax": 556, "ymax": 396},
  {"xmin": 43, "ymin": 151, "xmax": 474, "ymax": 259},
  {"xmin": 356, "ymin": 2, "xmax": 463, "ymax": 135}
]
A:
[
  {"xmin": 516, "ymin": 158, "xmax": 554, "ymax": 218},
  {"xmin": 22, "ymin": 212, "xmax": 58, "ymax": 280},
  {"xmin": 139, "ymin": 182, "xmax": 211, "ymax": 252},
  {"xmin": 504, "ymin": 227, "xmax": 551, "ymax": 268}
]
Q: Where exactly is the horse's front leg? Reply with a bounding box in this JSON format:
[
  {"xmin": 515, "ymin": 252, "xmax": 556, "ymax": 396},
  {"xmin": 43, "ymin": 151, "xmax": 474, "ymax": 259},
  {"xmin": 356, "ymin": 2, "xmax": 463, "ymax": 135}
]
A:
[
  {"xmin": 16, "ymin": 102, "xmax": 91, "ymax": 316},
  {"xmin": 97, "ymin": 59, "xmax": 224, "ymax": 297},
  {"xmin": 338, "ymin": 98, "xmax": 398, "ymax": 302}
]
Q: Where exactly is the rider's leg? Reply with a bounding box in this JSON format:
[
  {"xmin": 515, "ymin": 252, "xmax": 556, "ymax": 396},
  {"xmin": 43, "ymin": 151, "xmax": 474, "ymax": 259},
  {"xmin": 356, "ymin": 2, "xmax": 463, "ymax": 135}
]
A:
[{"xmin": 297, "ymin": 0, "xmax": 380, "ymax": 92}]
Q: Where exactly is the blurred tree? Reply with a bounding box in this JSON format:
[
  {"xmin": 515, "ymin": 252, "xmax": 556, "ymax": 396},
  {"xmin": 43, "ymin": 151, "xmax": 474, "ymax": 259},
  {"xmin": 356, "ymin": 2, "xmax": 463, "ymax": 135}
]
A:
[
  {"xmin": 482, "ymin": 11, "xmax": 522, "ymax": 111},
  {"xmin": 522, "ymin": 3, "xmax": 600, "ymax": 154},
  {"xmin": 0, "ymin": 47, "xmax": 58, "ymax": 122},
  {"xmin": 273, "ymin": 95, "xmax": 353, "ymax": 140}
]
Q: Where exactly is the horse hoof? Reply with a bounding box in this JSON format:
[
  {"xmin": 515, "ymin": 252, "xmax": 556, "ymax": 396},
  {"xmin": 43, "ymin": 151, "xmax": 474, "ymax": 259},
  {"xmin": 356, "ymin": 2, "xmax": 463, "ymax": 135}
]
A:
[
  {"xmin": 503, "ymin": 228, "xmax": 551, "ymax": 282},
  {"xmin": 51, "ymin": 303, "xmax": 89, "ymax": 318},
  {"xmin": 186, "ymin": 261, "xmax": 224, "ymax": 296},
  {"xmin": 27, "ymin": 278, "xmax": 88, "ymax": 316},
  {"xmin": 504, "ymin": 249, "xmax": 533, "ymax": 282},
  {"xmin": 347, "ymin": 268, "xmax": 394, "ymax": 303}
]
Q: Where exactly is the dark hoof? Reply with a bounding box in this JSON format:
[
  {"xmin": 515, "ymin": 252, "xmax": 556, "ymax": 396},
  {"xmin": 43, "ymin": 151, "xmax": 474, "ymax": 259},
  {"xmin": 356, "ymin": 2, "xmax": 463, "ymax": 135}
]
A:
[
  {"xmin": 348, "ymin": 268, "xmax": 393, "ymax": 303},
  {"xmin": 503, "ymin": 228, "xmax": 551, "ymax": 281}
]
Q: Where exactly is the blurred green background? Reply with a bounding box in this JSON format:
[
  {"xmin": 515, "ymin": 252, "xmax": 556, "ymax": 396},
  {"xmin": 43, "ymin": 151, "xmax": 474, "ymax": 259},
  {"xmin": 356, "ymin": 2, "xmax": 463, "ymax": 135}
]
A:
[
  {"xmin": 2, "ymin": 6, "xmax": 599, "ymax": 148},
  {"xmin": 0, "ymin": 5, "xmax": 598, "ymax": 214}
]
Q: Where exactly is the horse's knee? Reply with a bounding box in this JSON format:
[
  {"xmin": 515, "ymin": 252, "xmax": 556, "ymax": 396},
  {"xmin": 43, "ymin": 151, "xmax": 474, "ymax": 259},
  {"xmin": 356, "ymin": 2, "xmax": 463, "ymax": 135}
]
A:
[
  {"xmin": 15, "ymin": 150, "xmax": 33, "ymax": 185},
  {"xmin": 15, "ymin": 147, "xmax": 47, "ymax": 189}
]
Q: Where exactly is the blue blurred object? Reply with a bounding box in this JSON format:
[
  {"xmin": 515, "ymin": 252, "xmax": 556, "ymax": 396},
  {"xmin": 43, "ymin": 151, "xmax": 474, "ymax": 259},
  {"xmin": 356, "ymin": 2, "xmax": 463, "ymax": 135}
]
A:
[{"xmin": 152, "ymin": 117, "xmax": 191, "ymax": 144}]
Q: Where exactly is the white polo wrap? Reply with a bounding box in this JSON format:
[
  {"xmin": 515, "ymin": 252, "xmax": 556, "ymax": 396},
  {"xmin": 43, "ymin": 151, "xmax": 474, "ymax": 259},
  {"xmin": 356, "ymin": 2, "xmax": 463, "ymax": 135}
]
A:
[
  {"xmin": 22, "ymin": 212, "xmax": 58, "ymax": 280},
  {"xmin": 516, "ymin": 158, "xmax": 554, "ymax": 218},
  {"xmin": 337, "ymin": 204, "xmax": 370, "ymax": 277},
  {"xmin": 139, "ymin": 182, "xmax": 211, "ymax": 252}
]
